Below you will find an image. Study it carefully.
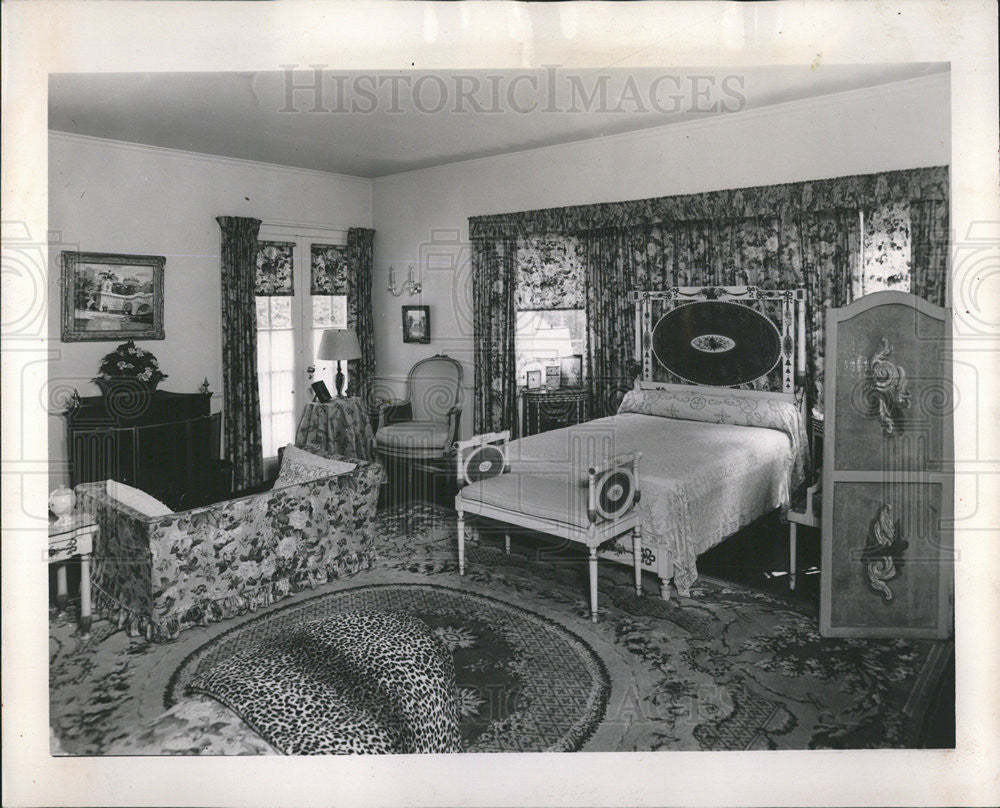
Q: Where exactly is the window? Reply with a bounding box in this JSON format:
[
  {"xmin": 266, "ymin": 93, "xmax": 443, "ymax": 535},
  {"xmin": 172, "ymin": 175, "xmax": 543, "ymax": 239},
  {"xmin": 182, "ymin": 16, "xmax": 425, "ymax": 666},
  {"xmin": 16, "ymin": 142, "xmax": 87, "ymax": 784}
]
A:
[
  {"xmin": 255, "ymin": 296, "xmax": 296, "ymax": 459},
  {"xmin": 253, "ymin": 228, "xmax": 350, "ymax": 461},
  {"xmin": 514, "ymin": 309, "xmax": 586, "ymax": 386},
  {"xmin": 311, "ymin": 294, "xmax": 349, "ymax": 391}
]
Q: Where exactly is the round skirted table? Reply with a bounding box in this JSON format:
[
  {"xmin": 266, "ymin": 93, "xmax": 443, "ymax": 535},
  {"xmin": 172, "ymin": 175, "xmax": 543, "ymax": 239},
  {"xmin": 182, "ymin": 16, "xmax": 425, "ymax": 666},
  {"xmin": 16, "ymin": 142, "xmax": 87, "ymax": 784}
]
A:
[{"xmin": 295, "ymin": 397, "xmax": 374, "ymax": 460}]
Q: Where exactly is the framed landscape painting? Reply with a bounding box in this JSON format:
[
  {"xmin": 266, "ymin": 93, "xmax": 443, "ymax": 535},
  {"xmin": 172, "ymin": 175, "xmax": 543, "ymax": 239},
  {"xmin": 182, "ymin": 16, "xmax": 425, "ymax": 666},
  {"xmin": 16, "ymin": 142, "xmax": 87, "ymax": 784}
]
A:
[
  {"xmin": 402, "ymin": 305, "xmax": 431, "ymax": 344},
  {"xmin": 61, "ymin": 251, "xmax": 165, "ymax": 341}
]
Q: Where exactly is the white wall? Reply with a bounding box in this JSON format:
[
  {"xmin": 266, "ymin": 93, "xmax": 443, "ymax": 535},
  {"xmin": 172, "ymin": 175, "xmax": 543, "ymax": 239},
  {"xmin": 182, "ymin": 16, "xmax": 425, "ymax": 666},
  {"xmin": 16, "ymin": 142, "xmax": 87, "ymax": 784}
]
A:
[
  {"xmin": 48, "ymin": 133, "xmax": 372, "ymax": 486},
  {"xmin": 370, "ymin": 74, "xmax": 951, "ymax": 437}
]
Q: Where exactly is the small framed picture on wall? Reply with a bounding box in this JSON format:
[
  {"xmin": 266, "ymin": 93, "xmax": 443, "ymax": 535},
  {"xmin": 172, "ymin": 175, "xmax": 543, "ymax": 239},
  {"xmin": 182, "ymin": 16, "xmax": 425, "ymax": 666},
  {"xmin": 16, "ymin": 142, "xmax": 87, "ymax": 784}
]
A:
[{"xmin": 402, "ymin": 305, "xmax": 431, "ymax": 344}]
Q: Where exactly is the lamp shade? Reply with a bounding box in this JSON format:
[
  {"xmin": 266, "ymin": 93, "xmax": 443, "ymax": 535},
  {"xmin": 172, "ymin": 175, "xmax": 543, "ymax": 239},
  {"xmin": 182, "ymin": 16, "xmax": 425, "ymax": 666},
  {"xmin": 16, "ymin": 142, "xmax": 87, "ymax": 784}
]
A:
[{"xmin": 317, "ymin": 329, "xmax": 362, "ymax": 361}]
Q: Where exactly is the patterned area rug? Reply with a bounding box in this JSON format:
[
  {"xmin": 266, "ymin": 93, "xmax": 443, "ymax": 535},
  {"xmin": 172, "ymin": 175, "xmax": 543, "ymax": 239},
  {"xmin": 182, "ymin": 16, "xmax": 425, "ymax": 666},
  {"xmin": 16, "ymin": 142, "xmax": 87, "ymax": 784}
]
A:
[
  {"xmin": 168, "ymin": 584, "xmax": 610, "ymax": 752},
  {"xmin": 49, "ymin": 503, "xmax": 952, "ymax": 753}
]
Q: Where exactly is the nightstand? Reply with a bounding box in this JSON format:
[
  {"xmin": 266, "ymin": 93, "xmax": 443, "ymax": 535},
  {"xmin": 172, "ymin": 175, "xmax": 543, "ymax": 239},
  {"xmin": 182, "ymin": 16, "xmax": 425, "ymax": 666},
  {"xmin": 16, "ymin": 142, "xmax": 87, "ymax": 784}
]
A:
[{"xmin": 519, "ymin": 388, "xmax": 590, "ymax": 437}]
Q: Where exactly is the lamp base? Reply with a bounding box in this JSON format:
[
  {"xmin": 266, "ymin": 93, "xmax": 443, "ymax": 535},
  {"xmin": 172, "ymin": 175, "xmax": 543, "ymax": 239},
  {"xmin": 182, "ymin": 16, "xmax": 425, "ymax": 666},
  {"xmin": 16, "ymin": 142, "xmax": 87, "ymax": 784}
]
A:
[{"xmin": 335, "ymin": 362, "xmax": 346, "ymax": 397}]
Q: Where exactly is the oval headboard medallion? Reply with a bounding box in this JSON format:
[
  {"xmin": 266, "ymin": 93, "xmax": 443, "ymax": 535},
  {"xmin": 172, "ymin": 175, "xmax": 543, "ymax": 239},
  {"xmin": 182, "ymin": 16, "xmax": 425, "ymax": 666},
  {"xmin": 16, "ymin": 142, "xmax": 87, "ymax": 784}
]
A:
[{"xmin": 651, "ymin": 300, "xmax": 782, "ymax": 387}]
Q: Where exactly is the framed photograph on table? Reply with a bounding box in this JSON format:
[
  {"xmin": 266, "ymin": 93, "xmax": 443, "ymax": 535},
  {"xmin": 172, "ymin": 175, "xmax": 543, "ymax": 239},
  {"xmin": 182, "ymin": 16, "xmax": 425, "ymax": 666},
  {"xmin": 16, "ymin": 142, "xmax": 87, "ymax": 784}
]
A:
[
  {"xmin": 60, "ymin": 251, "xmax": 165, "ymax": 341},
  {"xmin": 402, "ymin": 305, "xmax": 431, "ymax": 344},
  {"xmin": 560, "ymin": 354, "xmax": 583, "ymax": 388},
  {"xmin": 544, "ymin": 365, "xmax": 561, "ymax": 389}
]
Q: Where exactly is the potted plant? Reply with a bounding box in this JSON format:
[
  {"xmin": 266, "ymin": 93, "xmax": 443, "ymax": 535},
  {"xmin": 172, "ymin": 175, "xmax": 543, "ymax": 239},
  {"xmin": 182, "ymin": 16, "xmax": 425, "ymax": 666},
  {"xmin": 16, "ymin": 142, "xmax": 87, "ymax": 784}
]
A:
[{"xmin": 93, "ymin": 340, "xmax": 168, "ymax": 397}]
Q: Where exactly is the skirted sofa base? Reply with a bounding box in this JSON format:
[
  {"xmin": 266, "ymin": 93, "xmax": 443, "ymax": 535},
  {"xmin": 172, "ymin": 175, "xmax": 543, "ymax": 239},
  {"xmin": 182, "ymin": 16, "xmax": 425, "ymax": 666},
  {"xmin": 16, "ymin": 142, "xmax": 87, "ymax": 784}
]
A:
[{"xmin": 75, "ymin": 451, "xmax": 384, "ymax": 642}]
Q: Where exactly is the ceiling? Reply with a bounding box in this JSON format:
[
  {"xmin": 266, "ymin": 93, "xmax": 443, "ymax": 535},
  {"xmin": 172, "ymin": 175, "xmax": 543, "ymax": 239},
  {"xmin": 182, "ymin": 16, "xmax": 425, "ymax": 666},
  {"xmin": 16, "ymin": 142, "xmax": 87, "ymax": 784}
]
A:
[{"xmin": 49, "ymin": 64, "xmax": 948, "ymax": 178}]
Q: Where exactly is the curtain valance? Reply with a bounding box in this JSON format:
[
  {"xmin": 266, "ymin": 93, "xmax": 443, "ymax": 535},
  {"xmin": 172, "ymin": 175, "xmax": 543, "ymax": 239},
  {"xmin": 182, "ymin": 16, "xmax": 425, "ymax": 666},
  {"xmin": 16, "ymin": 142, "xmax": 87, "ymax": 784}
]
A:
[{"xmin": 468, "ymin": 165, "xmax": 949, "ymax": 239}]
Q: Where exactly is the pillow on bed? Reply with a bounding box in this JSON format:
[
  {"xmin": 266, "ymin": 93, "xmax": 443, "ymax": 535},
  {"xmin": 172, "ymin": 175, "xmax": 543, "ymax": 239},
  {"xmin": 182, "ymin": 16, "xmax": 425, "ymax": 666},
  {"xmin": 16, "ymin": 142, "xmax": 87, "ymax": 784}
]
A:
[
  {"xmin": 618, "ymin": 385, "xmax": 808, "ymax": 482},
  {"xmin": 275, "ymin": 444, "xmax": 356, "ymax": 487}
]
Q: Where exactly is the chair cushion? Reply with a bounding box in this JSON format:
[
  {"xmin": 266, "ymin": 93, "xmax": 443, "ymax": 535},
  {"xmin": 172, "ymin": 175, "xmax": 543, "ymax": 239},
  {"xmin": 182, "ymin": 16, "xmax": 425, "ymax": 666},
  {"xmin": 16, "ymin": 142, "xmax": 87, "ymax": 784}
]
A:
[
  {"xmin": 374, "ymin": 421, "xmax": 451, "ymax": 455},
  {"xmin": 460, "ymin": 473, "xmax": 592, "ymax": 529}
]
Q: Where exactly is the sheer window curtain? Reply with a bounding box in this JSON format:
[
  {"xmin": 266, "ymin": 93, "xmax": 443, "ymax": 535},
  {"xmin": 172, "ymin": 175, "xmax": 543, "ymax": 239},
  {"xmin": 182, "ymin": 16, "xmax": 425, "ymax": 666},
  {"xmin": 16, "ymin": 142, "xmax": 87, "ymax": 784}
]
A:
[{"xmin": 217, "ymin": 216, "xmax": 265, "ymax": 490}]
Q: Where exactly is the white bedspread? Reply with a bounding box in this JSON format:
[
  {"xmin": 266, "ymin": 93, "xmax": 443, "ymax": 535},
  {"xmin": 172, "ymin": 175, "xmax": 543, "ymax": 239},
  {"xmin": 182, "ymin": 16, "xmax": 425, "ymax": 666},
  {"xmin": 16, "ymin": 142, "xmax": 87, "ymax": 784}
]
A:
[{"xmin": 506, "ymin": 410, "xmax": 804, "ymax": 595}]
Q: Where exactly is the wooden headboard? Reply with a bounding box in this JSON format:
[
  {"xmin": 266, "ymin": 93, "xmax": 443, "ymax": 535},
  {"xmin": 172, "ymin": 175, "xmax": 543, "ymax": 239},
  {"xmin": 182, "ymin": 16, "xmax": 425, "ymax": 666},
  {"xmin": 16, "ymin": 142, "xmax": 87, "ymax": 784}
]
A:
[{"xmin": 632, "ymin": 286, "xmax": 807, "ymax": 404}]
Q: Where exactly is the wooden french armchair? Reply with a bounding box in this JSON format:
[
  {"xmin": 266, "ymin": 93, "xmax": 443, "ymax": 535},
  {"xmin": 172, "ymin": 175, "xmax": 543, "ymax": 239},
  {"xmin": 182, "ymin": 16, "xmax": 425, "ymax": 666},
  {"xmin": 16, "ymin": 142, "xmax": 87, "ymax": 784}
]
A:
[{"xmin": 372, "ymin": 354, "xmax": 464, "ymax": 462}]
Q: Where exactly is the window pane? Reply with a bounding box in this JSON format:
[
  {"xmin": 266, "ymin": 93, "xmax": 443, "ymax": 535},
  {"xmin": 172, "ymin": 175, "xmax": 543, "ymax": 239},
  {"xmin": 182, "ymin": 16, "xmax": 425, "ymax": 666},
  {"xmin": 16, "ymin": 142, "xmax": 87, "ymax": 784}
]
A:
[
  {"xmin": 312, "ymin": 296, "xmax": 331, "ymax": 326},
  {"xmin": 515, "ymin": 309, "xmax": 586, "ymax": 386},
  {"xmin": 270, "ymin": 297, "xmax": 292, "ymax": 328},
  {"xmin": 256, "ymin": 296, "xmax": 296, "ymax": 458}
]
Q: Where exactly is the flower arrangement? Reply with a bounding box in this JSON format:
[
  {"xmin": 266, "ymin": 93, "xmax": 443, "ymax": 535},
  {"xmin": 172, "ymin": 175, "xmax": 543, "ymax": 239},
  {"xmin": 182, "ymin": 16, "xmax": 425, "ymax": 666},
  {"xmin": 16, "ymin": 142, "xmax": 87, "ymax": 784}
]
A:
[{"xmin": 94, "ymin": 340, "xmax": 168, "ymax": 387}]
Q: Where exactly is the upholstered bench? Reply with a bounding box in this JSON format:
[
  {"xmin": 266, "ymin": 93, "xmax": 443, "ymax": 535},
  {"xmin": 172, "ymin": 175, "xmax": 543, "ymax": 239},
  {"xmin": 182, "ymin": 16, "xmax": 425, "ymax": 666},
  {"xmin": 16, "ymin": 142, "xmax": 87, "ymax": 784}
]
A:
[{"xmin": 454, "ymin": 431, "xmax": 643, "ymax": 622}]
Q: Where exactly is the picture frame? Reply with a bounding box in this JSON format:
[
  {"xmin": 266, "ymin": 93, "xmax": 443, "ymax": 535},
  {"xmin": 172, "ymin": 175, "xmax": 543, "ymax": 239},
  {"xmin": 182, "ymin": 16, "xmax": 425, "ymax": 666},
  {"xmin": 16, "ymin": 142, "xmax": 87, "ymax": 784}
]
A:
[
  {"xmin": 402, "ymin": 305, "xmax": 431, "ymax": 344},
  {"xmin": 526, "ymin": 370, "xmax": 542, "ymax": 389},
  {"xmin": 560, "ymin": 354, "xmax": 583, "ymax": 388},
  {"xmin": 311, "ymin": 380, "xmax": 333, "ymax": 403},
  {"xmin": 61, "ymin": 251, "xmax": 165, "ymax": 341},
  {"xmin": 545, "ymin": 365, "xmax": 561, "ymax": 389}
]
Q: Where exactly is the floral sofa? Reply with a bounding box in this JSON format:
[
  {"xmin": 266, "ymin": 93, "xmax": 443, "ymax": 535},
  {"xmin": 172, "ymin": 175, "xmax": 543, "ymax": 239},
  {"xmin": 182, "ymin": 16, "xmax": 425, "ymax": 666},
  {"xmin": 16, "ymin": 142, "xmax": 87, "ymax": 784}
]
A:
[{"xmin": 75, "ymin": 448, "xmax": 385, "ymax": 642}]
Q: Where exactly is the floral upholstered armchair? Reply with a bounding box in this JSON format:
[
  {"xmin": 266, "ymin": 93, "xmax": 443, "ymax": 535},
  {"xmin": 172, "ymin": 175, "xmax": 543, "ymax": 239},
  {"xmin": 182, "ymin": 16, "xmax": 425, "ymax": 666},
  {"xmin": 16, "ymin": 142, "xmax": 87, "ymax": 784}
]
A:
[{"xmin": 75, "ymin": 446, "xmax": 384, "ymax": 642}]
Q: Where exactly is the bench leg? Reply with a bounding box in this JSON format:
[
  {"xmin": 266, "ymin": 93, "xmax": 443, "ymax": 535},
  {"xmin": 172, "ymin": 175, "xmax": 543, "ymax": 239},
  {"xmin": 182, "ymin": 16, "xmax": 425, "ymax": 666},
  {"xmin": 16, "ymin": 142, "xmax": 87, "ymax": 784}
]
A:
[
  {"xmin": 457, "ymin": 510, "xmax": 465, "ymax": 576},
  {"xmin": 589, "ymin": 547, "xmax": 598, "ymax": 622},
  {"xmin": 504, "ymin": 530, "xmax": 510, "ymax": 555},
  {"xmin": 789, "ymin": 522, "xmax": 797, "ymax": 591},
  {"xmin": 632, "ymin": 524, "xmax": 643, "ymax": 596}
]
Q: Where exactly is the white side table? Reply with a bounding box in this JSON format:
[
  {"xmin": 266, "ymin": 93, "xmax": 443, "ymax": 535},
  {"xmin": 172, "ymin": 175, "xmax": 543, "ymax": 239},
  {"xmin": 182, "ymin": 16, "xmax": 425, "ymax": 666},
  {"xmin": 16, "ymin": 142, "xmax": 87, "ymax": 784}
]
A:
[{"xmin": 49, "ymin": 512, "xmax": 98, "ymax": 634}]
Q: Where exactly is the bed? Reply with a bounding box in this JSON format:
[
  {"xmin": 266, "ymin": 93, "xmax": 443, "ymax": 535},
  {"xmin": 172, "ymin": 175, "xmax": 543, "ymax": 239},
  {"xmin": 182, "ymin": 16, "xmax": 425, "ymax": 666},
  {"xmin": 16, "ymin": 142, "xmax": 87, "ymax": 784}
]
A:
[{"xmin": 464, "ymin": 286, "xmax": 810, "ymax": 599}]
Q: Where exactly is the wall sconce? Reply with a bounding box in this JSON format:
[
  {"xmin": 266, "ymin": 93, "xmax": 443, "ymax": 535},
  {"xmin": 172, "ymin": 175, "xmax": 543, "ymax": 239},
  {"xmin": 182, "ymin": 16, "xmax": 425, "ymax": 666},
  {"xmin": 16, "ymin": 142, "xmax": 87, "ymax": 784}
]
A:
[{"xmin": 388, "ymin": 264, "xmax": 422, "ymax": 297}]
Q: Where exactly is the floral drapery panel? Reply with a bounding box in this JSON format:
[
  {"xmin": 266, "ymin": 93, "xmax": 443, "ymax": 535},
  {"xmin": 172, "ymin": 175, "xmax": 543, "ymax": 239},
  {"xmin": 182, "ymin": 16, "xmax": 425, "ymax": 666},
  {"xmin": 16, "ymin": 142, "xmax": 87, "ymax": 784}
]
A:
[
  {"xmin": 218, "ymin": 216, "xmax": 265, "ymax": 490},
  {"xmin": 346, "ymin": 227, "xmax": 376, "ymax": 404},
  {"xmin": 311, "ymin": 244, "xmax": 350, "ymax": 296},
  {"xmin": 255, "ymin": 241, "xmax": 295, "ymax": 295},
  {"xmin": 468, "ymin": 166, "xmax": 947, "ymax": 424},
  {"xmin": 468, "ymin": 166, "xmax": 949, "ymax": 238},
  {"xmin": 471, "ymin": 233, "xmax": 517, "ymax": 433},
  {"xmin": 910, "ymin": 199, "xmax": 949, "ymax": 307},
  {"xmin": 583, "ymin": 228, "xmax": 634, "ymax": 418}
]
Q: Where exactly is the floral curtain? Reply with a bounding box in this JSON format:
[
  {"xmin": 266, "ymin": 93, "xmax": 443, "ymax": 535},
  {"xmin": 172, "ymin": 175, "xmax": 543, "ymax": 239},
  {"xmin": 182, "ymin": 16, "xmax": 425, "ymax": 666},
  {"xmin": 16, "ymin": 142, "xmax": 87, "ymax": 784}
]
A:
[
  {"xmin": 471, "ymin": 233, "xmax": 517, "ymax": 433},
  {"xmin": 346, "ymin": 228, "xmax": 376, "ymax": 404},
  {"xmin": 468, "ymin": 166, "xmax": 947, "ymax": 430},
  {"xmin": 217, "ymin": 216, "xmax": 264, "ymax": 490},
  {"xmin": 910, "ymin": 199, "xmax": 950, "ymax": 307},
  {"xmin": 799, "ymin": 209, "xmax": 861, "ymax": 409},
  {"xmin": 515, "ymin": 234, "xmax": 585, "ymax": 310},
  {"xmin": 468, "ymin": 166, "xmax": 949, "ymax": 238},
  {"xmin": 583, "ymin": 228, "xmax": 634, "ymax": 418},
  {"xmin": 255, "ymin": 241, "xmax": 295, "ymax": 295},
  {"xmin": 311, "ymin": 244, "xmax": 349, "ymax": 296}
]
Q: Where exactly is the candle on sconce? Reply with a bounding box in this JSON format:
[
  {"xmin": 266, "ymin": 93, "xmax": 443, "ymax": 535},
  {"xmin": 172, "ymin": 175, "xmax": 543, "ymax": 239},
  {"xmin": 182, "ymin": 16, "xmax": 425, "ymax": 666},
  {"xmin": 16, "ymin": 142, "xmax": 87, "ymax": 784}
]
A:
[
  {"xmin": 389, "ymin": 265, "xmax": 396, "ymax": 287},
  {"xmin": 407, "ymin": 265, "xmax": 415, "ymax": 284}
]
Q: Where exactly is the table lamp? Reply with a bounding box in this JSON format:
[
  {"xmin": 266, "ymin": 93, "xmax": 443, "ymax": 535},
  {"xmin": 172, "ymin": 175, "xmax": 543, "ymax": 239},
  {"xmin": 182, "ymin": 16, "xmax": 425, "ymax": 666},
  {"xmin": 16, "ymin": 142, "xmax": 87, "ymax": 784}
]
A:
[{"xmin": 317, "ymin": 328, "xmax": 362, "ymax": 397}]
